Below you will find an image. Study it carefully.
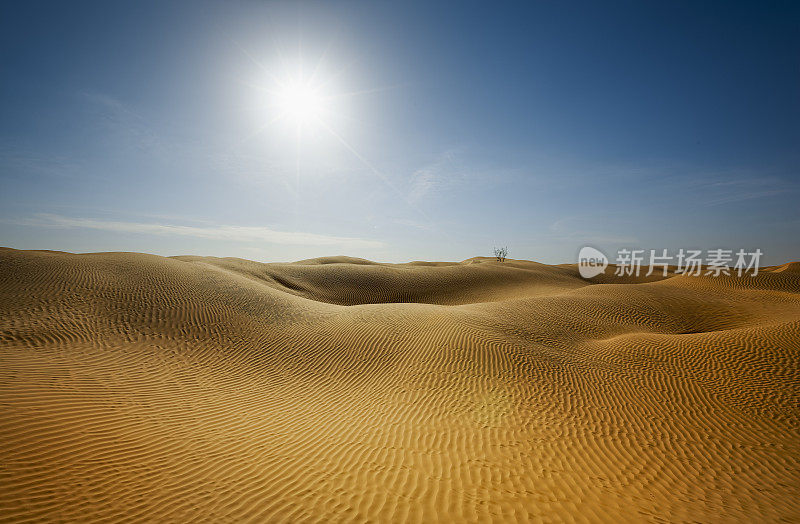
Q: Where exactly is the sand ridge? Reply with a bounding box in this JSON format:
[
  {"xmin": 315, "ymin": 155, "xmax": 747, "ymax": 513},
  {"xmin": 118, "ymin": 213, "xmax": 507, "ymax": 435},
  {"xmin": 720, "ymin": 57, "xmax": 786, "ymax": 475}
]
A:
[{"xmin": 1, "ymin": 247, "xmax": 798, "ymax": 521}]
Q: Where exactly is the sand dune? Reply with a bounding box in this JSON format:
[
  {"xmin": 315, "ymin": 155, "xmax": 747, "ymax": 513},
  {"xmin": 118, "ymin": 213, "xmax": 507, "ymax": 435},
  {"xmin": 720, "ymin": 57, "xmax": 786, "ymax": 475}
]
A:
[{"xmin": 1, "ymin": 247, "xmax": 798, "ymax": 521}]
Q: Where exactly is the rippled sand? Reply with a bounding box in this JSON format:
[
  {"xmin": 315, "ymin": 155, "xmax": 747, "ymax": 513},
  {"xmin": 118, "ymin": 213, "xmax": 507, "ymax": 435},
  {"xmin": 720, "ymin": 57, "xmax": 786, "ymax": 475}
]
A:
[{"xmin": 1, "ymin": 248, "xmax": 798, "ymax": 521}]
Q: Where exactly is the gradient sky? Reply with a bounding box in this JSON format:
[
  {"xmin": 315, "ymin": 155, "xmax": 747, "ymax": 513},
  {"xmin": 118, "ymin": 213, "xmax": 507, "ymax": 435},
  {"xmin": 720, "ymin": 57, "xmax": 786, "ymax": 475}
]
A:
[{"xmin": 1, "ymin": 1, "xmax": 798, "ymax": 264}]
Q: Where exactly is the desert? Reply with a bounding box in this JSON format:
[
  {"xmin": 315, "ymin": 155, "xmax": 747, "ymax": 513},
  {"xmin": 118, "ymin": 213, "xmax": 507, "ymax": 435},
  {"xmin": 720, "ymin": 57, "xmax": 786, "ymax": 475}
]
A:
[{"xmin": 1, "ymin": 247, "xmax": 798, "ymax": 521}]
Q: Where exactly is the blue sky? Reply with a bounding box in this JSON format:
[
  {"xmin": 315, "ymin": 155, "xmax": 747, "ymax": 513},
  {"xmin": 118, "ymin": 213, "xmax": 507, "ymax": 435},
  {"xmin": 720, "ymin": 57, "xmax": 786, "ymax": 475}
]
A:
[{"xmin": 1, "ymin": 1, "xmax": 798, "ymax": 264}]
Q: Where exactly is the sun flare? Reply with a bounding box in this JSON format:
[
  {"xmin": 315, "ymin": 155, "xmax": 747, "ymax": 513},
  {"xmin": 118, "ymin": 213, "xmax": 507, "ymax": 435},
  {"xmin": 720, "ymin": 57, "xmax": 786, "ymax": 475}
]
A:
[{"xmin": 273, "ymin": 80, "xmax": 328, "ymax": 126}]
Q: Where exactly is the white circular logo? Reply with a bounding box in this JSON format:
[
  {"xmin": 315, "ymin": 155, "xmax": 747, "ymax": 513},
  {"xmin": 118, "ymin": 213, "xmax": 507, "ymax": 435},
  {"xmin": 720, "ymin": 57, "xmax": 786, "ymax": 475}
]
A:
[{"xmin": 578, "ymin": 246, "xmax": 608, "ymax": 278}]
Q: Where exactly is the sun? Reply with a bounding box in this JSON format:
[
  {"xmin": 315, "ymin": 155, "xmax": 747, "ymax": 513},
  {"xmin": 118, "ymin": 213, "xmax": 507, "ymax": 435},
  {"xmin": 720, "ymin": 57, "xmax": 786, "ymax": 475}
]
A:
[{"xmin": 273, "ymin": 79, "xmax": 328, "ymax": 127}]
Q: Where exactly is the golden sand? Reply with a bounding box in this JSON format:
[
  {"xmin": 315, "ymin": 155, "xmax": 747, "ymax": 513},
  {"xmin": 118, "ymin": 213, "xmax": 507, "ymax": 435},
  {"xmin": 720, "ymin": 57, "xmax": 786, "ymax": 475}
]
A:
[{"xmin": 1, "ymin": 248, "xmax": 798, "ymax": 521}]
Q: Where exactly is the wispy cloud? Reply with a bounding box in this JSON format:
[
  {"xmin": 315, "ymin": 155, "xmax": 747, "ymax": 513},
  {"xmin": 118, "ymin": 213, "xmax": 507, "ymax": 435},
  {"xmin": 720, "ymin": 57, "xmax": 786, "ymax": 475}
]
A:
[
  {"xmin": 549, "ymin": 217, "xmax": 638, "ymax": 245},
  {"xmin": 81, "ymin": 91, "xmax": 166, "ymax": 155},
  {"xmin": 675, "ymin": 171, "xmax": 795, "ymax": 206},
  {"xmin": 16, "ymin": 214, "xmax": 384, "ymax": 249},
  {"xmin": 392, "ymin": 218, "xmax": 433, "ymax": 231},
  {"xmin": 407, "ymin": 149, "xmax": 460, "ymax": 204},
  {"xmin": 0, "ymin": 142, "xmax": 85, "ymax": 180},
  {"xmin": 699, "ymin": 178, "xmax": 789, "ymax": 205}
]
